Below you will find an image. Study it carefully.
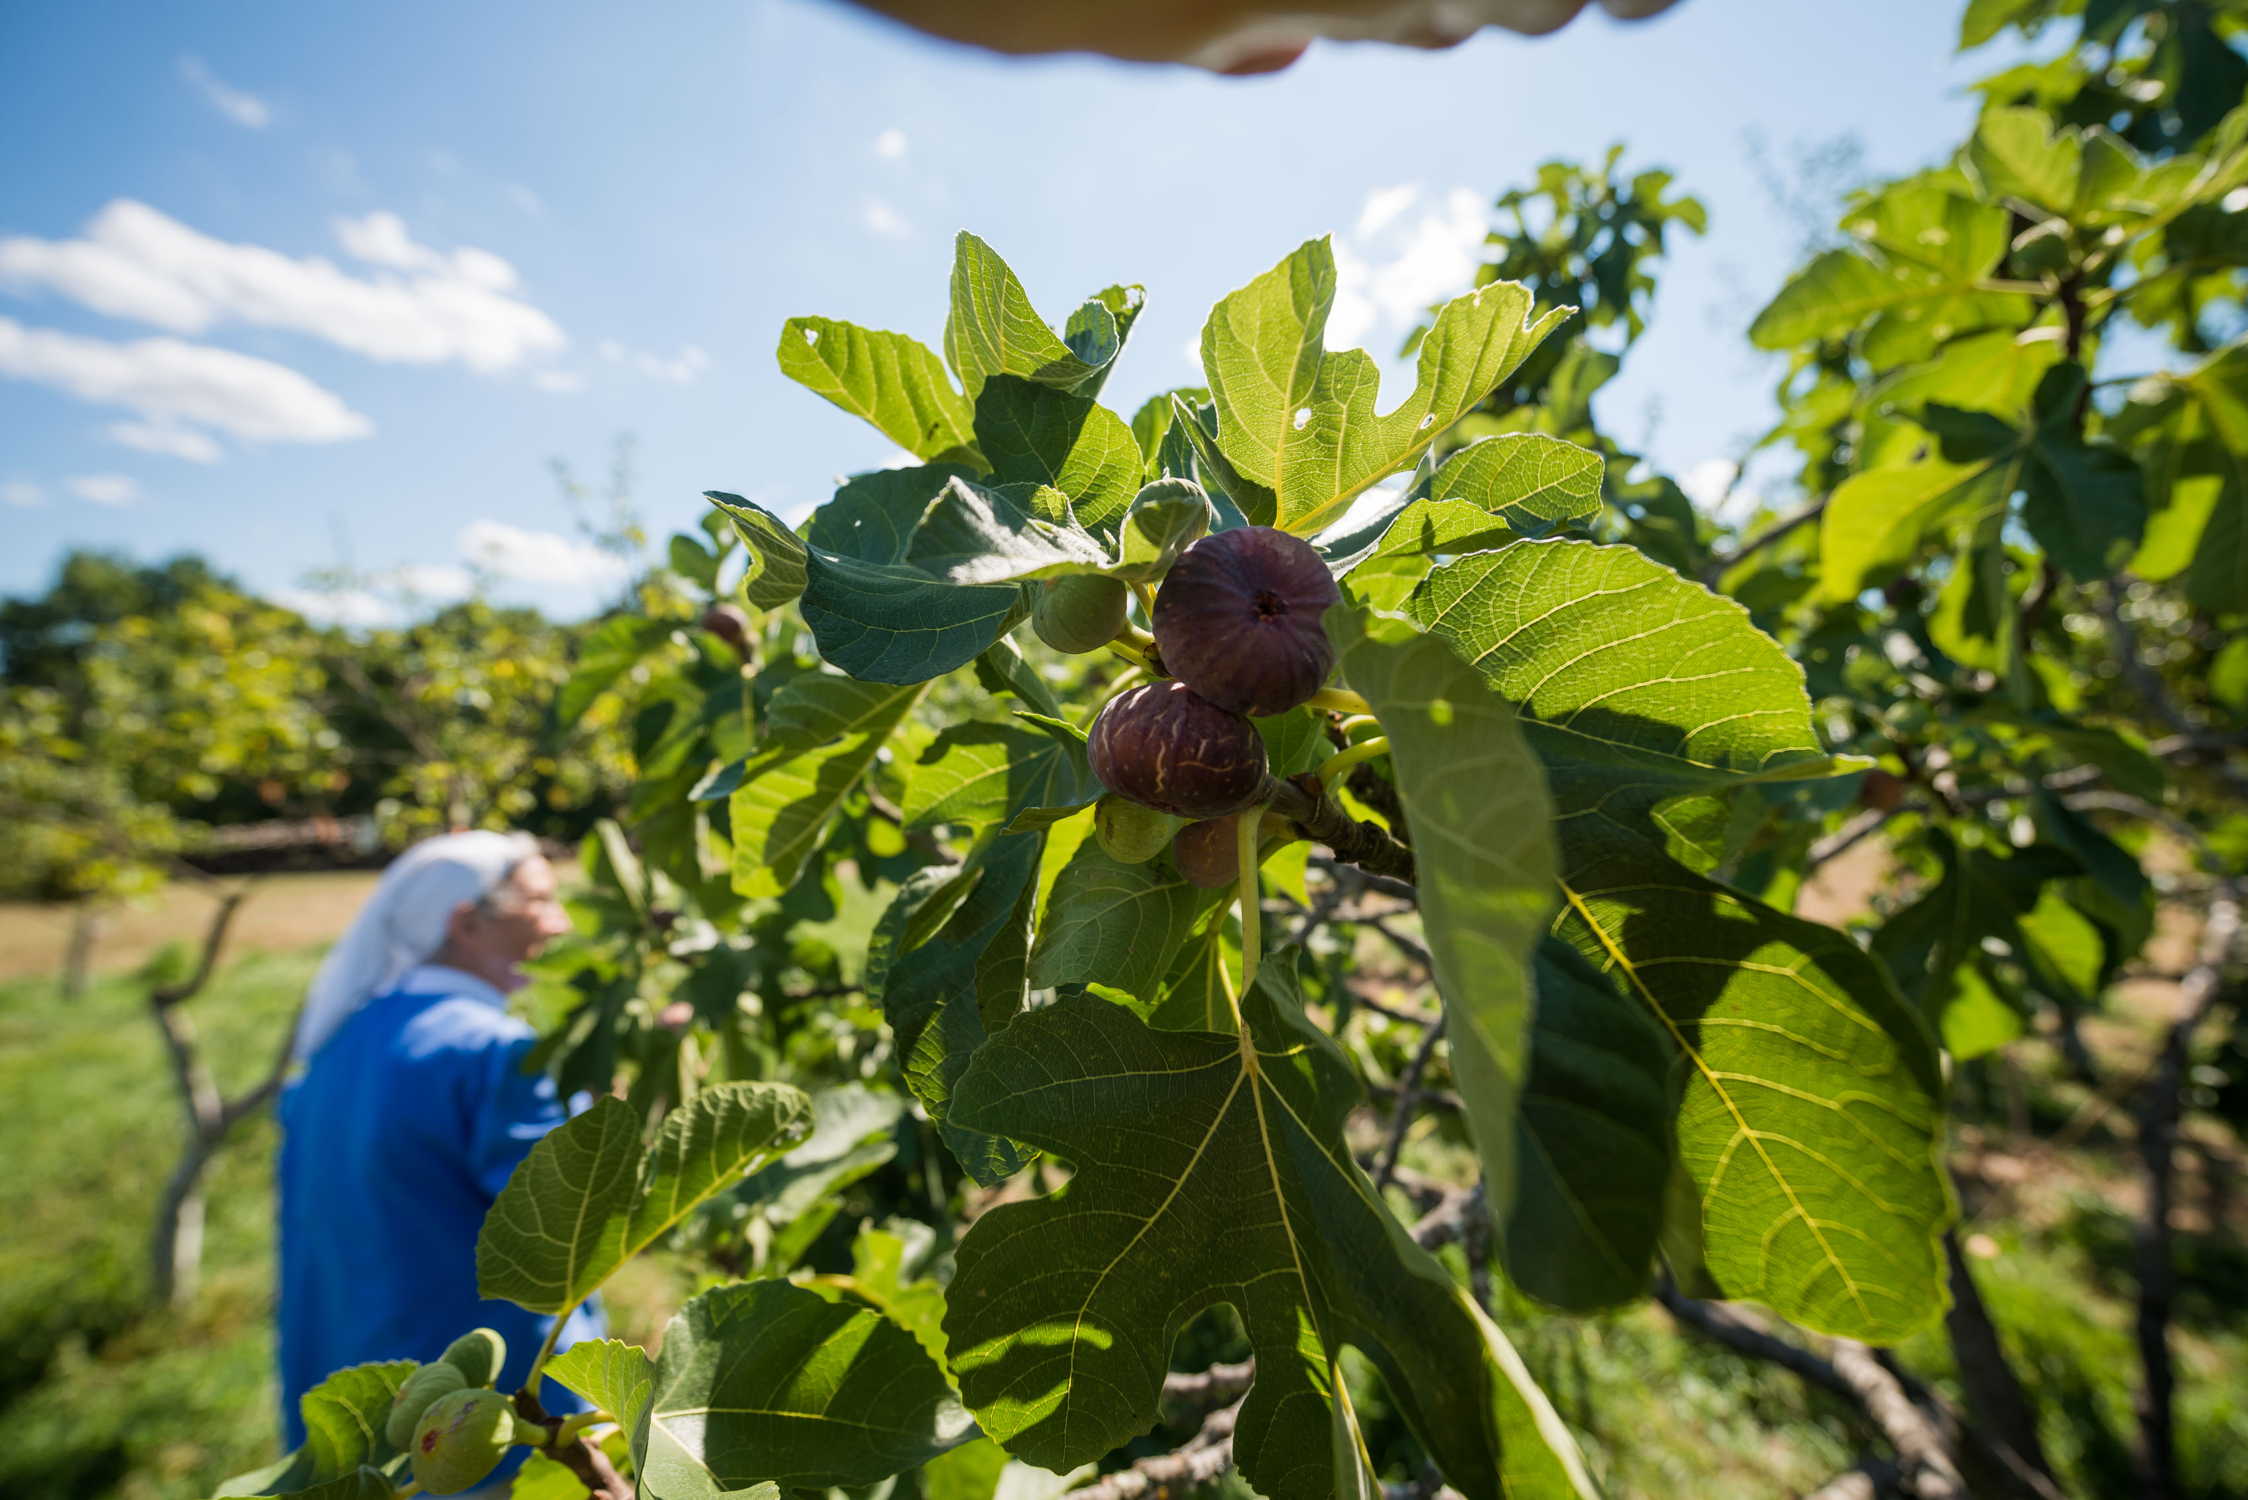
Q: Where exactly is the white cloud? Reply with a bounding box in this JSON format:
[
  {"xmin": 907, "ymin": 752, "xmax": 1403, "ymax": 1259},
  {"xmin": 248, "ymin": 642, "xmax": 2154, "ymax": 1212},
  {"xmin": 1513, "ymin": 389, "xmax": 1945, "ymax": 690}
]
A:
[
  {"xmin": 532, "ymin": 369, "xmax": 587, "ymax": 394},
  {"xmin": 874, "ymin": 128, "xmax": 908, "ymax": 160},
  {"xmin": 2, "ymin": 480, "xmax": 45, "ymax": 509},
  {"xmin": 107, "ymin": 419, "xmax": 224, "ymax": 462},
  {"xmin": 1327, "ymin": 185, "xmax": 1490, "ymax": 355},
  {"xmin": 458, "ymin": 519, "xmax": 631, "ymax": 589},
  {"xmin": 0, "ymin": 315, "xmax": 371, "ymax": 444},
  {"xmin": 388, "ymin": 562, "xmax": 476, "ymax": 599},
  {"xmin": 861, "ymin": 196, "xmax": 913, "ymax": 240},
  {"xmin": 178, "ymin": 56, "xmax": 270, "ymax": 129},
  {"xmin": 67, "ymin": 473, "xmax": 141, "ymax": 508},
  {"xmin": 0, "ymin": 200, "xmax": 564, "ymax": 373},
  {"xmin": 596, "ymin": 340, "xmax": 710, "ymax": 384},
  {"xmin": 271, "ymin": 585, "xmax": 394, "ymax": 628}
]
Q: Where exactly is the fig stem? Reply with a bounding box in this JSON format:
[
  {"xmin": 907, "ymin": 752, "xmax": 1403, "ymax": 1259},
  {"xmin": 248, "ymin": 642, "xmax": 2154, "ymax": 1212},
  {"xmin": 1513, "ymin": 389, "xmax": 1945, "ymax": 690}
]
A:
[
  {"xmin": 394, "ymin": 1484, "xmax": 423, "ymax": 1499},
  {"xmin": 1105, "ymin": 637, "xmax": 1155, "ymax": 674},
  {"xmin": 522, "ymin": 1317, "xmax": 568, "ymax": 1397},
  {"xmin": 1304, "ymin": 686, "xmax": 1372, "ymax": 715},
  {"xmin": 549, "ymin": 1411, "xmax": 614, "ymax": 1448},
  {"xmin": 1131, "ymin": 578, "xmax": 1157, "ymax": 624},
  {"xmin": 1317, "ymin": 736, "xmax": 1391, "ymax": 788},
  {"xmin": 1338, "ymin": 714, "xmax": 1380, "ymax": 736},
  {"xmin": 1235, "ymin": 808, "xmax": 1264, "ymax": 997}
]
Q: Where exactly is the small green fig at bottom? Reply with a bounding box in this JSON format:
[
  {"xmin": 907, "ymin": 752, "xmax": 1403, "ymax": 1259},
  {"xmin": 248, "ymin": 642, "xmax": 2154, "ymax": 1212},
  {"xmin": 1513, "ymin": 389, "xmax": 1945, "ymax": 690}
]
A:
[
  {"xmin": 438, "ymin": 1327, "xmax": 505, "ymax": 1387},
  {"xmin": 411, "ymin": 1387, "xmax": 532, "ymax": 1495},
  {"xmin": 1094, "ymin": 793, "xmax": 1179, "ymax": 865},
  {"xmin": 385, "ymin": 1361, "xmax": 468, "ymax": 1449}
]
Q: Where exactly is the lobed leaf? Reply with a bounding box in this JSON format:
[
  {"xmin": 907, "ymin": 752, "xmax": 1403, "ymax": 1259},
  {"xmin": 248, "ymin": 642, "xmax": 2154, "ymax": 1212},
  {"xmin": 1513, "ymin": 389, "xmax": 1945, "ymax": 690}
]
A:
[
  {"xmin": 942, "ymin": 973, "xmax": 1598, "ymax": 1499},
  {"xmin": 1201, "ymin": 238, "xmax": 1570, "ymax": 535},
  {"xmin": 639, "ymin": 1280, "xmax": 971, "ymax": 1496},
  {"xmin": 1332, "ymin": 606, "xmax": 1557, "ymax": 1223},
  {"xmin": 776, "ymin": 317, "xmax": 979, "ymax": 465},
  {"xmin": 478, "ymin": 1083, "xmax": 812, "ymax": 1316}
]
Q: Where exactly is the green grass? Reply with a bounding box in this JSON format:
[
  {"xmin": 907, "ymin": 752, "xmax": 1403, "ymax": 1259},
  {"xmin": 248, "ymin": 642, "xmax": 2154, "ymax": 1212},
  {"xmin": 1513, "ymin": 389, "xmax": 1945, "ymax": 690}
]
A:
[
  {"xmin": 0, "ymin": 949, "xmax": 315, "ymax": 1500},
  {"xmin": 4, "ymin": 945, "xmax": 2244, "ymax": 1499}
]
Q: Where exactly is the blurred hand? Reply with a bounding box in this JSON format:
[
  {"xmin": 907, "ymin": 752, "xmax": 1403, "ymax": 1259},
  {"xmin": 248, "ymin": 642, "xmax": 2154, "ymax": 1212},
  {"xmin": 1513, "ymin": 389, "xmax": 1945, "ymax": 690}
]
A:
[{"xmin": 851, "ymin": 0, "xmax": 1683, "ymax": 72}]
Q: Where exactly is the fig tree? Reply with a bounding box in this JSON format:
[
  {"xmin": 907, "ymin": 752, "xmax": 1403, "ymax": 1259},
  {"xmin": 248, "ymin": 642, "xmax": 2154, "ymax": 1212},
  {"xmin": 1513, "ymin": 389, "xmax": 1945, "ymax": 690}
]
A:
[
  {"xmin": 1088, "ymin": 681, "xmax": 1269, "ymax": 818},
  {"xmin": 1152, "ymin": 526, "xmax": 1339, "ymax": 715},
  {"xmin": 438, "ymin": 1327, "xmax": 505, "ymax": 1387},
  {"xmin": 385, "ymin": 1361, "xmax": 468, "ymax": 1450},
  {"xmin": 1094, "ymin": 793, "xmax": 1179, "ymax": 864},
  {"xmin": 411, "ymin": 1387, "xmax": 530, "ymax": 1495},
  {"xmin": 1032, "ymin": 573, "xmax": 1130, "ymax": 654}
]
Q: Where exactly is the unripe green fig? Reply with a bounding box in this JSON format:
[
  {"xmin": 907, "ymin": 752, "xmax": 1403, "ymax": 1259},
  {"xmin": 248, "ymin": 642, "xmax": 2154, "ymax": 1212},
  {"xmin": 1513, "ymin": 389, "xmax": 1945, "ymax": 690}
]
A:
[
  {"xmin": 1094, "ymin": 794, "xmax": 1179, "ymax": 864},
  {"xmin": 439, "ymin": 1327, "xmax": 506, "ymax": 1388},
  {"xmin": 1032, "ymin": 573, "xmax": 1130, "ymax": 654},
  {"xmin": 385, "ymin": 1361, "xmax": 468, "ymax": 1450},
  {"xmin": 411, "ymin": 1387, "xmax": 527, "ymax": 1495}
]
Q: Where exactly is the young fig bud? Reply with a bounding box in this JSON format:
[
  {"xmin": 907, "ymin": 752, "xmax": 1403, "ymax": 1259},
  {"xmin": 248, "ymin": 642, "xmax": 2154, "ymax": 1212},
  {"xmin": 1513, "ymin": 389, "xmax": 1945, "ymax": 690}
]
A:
[
  {"xmin": 1152, "ymin": 526, "xmax": 1340, "ymax": 715},
  {"xmin": 1094, "ymin": 793, "xmax": 1180, "ymax": 865},
  {"xmin": 385, "ymin": 1361, "xmax": 468, "ymax": 1450},
  {"xmin": 1032, "ymin": 573, "xmax": 1130, "ymax": 654},
  {"xmin": 411, "ymin": 1387, "xmax": 526, "ymax": 1495},
  {"xmin": 1088, "ymin": 681, "xmax": 1269, "ymax": 819},
  {"xmin": 438, "ymin": 1327, "xmax": 506, "ymax": 1388}
]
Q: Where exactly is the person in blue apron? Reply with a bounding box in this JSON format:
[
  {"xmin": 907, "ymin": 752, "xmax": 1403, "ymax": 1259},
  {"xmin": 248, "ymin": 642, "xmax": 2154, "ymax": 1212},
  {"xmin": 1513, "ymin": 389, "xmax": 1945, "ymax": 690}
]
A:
[{"xmin": 276, "ymin": 830, "xmax": 603, "ymax": 1497}]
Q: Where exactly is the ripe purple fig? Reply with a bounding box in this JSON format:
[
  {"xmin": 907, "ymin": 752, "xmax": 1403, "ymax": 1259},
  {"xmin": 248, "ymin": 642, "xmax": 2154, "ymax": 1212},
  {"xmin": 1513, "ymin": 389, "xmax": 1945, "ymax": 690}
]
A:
[
  {"xmin": 701, "ymin": 603, "xmax": 753, "ymax": 660},
  {"xmin": 1152, "ymin": 526, "xmax": 1340, "ymax": 715},
  {"xmin": 1172, "ymin": 811, "xmax": 1298, "ymax": 889},
  {"xmin": 1088, "ymin": 681, "xmax": 1269, "ymax": 818},
  {"xmin": 1173, "ymin": 814, "xmax": 1246, "ymax": 890}
]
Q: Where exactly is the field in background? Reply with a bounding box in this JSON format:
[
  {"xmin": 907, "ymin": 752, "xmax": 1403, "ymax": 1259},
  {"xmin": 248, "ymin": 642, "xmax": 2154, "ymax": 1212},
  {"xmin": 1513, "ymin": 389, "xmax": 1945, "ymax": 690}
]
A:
[{"xmin": 0, "ymin": 872, "xmax": 383, "ymax": 985}]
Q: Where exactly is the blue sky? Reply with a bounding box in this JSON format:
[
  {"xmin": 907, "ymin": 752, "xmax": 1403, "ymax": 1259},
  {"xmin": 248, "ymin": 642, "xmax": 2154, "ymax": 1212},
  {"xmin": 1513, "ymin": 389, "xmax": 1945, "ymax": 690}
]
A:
[{"xmin": 0, "ymin": 0, "xmax": 2026, "ymax": 620}]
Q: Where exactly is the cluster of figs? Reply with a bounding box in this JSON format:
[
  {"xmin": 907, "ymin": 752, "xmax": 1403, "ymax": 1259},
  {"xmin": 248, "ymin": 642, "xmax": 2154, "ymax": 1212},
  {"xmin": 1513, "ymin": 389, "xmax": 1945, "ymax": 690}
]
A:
[
  {"xmin": 384, "ymin": 1326, "xmax": 543, "ymax": 1494},
  {"xmin": 1033, "ymin": 523, "xmax": 1342, "ymax": 889}
]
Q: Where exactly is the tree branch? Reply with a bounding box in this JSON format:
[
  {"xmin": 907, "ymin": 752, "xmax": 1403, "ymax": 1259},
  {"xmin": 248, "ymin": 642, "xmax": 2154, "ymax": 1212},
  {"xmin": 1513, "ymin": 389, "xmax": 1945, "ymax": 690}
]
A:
[
  {"xmin": 1701, "ymin": 495, "xmax": 1830, "ymax": 585},
  {"xmin": 1068, "ymin": 1399, "xmax": 1240, "ymax": 1500},
  {"xmin": 1374, "ymin": 1016, "xmax": 1446, "ymax": 1192},
  {"xmin": 2134, "ymin": 882, "xmax": 2243, "ymax": 1500},
  {"xmin": 1271, "ymin": 775, "xmax": 1417, "ymax": 884}
]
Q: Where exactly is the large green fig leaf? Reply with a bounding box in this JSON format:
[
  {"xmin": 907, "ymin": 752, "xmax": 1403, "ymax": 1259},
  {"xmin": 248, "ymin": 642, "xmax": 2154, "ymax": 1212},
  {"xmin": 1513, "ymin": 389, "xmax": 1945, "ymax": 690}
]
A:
[
  {"xmin": 776, "ymin": 317, "xmax": 979, "ymax": 465},
  {"xmin": 1507, "ymin": 941, "xmax": 1675, "ymax": 1313},
  {"xmin": 901, "ymin": 714, "xmax": 1099, "ymax": 832},
  {"xmin": 941, "ymin": 974, "xmax": 1597, "ymax": 1500},
  {"xmin": 1027, "ymin": 841, "xmax": 1225, "ymax": 1005},
  {"xmin": 728, "ymin": 675, "xmax": 926, "ymax": 898},
  {"xmin": 709, "ymin": 491, "xmax": 1020, "ymax": 682},
  {"xmin": 905, "ymin": 474, "xmax": 1112, "ymax": 585},
  {"xmin": 1332, "ymin": 607, "xmax": 1556, "ymax": 1225},
  {"xmin": 1200, "ymin": 238, "xmax": 1570, "ymax": 536},
  {"xmin": 215, "ymin": 1361, "xmax": 416, "ymax": 1497},
  {"xmin": 879, "ymin": 831, "xmax": 1045, "ymax": 1184},
  {"xmin": 1411, "ymin": 539, "xmax": 1854, "ymax": 827},
  {"xmin": 479, "ymin": 1084, "xmax": 811, "ymax": 1316},
  {"xmin": 1410, "ymin": 539, "xmax": 1951, "ymax": 1339},
  {"xmin": 945, "ymin": 232, "xmax": 1137, "ymax": 401},
  {"xmin": 972, "ymin": 375, "xmax": 1141, "ymax": 529},
  {"xmin": 639, "ymin": 1280, "xmax": 971, "ymax": 1497},
  {"xmin": 208, "ymin": 1472, "xmax": 395, "ymax": 1500},
  {"xmin": 809, "ymin": 463, "xmax": 978, "ymax": 565}
]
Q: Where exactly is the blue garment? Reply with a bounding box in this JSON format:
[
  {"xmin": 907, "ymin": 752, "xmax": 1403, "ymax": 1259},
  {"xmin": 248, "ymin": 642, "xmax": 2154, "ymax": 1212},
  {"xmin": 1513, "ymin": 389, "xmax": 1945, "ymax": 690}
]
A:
[{"xmin": 277, "ymin": 963, "xmax": 604, "ymax": 1455}]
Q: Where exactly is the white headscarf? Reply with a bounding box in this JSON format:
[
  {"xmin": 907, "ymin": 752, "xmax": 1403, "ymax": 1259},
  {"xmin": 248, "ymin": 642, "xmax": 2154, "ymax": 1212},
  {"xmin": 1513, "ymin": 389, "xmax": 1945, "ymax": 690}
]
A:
[{"xmin": 292, "ymin": 830, "xmax": 541, "ymax": 1061}]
